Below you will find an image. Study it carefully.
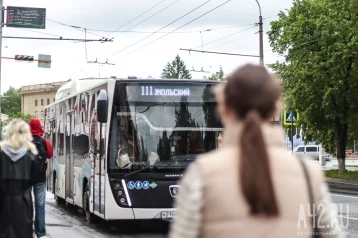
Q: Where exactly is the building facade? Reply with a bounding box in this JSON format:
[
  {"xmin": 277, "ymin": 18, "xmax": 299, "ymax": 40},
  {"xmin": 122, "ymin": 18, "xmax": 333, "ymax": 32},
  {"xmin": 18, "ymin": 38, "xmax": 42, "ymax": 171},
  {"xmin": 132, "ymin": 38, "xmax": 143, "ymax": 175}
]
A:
[{"xmin": 20, "ymin": 81, "xmax": 67, "ymax": 124}]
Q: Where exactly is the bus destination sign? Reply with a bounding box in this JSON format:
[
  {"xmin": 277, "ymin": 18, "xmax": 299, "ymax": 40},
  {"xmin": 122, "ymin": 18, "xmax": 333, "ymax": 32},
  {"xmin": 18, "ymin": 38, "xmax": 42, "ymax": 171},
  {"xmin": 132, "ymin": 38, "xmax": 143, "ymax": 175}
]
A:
[{"xmin": 6, "ymin": 6, "xmax": 46, "ymax": 29}]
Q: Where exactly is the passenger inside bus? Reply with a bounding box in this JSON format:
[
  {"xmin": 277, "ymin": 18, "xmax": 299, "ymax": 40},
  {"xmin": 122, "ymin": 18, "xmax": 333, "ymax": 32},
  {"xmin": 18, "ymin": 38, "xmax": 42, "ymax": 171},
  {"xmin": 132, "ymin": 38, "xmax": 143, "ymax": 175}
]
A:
[{"xmin": 116, "ymin": 117, "xmax": 134, "ymax": 168}]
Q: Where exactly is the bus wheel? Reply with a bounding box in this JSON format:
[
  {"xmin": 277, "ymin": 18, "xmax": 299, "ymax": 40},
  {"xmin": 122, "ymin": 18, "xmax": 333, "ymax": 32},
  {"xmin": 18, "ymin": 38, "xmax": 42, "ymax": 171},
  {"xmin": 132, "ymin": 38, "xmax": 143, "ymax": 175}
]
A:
[{"xmin": 83, "ymin": 183, "xmax": 95, "ymax": 223}]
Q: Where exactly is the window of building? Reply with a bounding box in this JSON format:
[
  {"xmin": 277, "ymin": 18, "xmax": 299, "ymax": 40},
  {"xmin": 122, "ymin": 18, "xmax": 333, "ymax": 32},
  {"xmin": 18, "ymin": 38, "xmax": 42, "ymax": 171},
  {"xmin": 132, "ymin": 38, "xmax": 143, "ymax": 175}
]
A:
[
  {"xmin": 35, "ymin": 111, "xmax": 38, "ymax": 117},
  {"xmin": 41, "ymin": 99, "xmax": 44, "ymax": 106},
  {"xmin": 53, "ymin": 98, "xmax": 55, "ymax": 102},
  {"xmin": 47, "ymin": 98, "xmax": 50, "ymax": 105},
  {"xmin": 35, "ymin": 100, "xmax": 38, "ymax": 106},
  {"xmin": 41, "ymin": 111, "xmax": 44, "ymax": 119}
]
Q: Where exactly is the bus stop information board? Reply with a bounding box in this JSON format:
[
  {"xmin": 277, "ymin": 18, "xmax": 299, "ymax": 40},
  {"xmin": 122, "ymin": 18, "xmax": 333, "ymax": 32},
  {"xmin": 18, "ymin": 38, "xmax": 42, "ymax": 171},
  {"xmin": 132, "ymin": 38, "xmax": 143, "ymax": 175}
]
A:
[{"xmin": 6, "ymin": 6, "xmax": 46, "ymax": 29}]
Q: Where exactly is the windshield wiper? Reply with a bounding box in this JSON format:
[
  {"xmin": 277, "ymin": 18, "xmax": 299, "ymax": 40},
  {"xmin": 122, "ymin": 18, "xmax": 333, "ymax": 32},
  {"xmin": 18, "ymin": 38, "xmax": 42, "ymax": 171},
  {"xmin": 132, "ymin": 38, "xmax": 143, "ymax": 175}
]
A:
[
  {"xmin": 124, "ymin": 166, "xmax": 151, "ymax": 177},
  {"xmin": 138, "ymin": 102, "xmax": 166, "ymax": 113}
]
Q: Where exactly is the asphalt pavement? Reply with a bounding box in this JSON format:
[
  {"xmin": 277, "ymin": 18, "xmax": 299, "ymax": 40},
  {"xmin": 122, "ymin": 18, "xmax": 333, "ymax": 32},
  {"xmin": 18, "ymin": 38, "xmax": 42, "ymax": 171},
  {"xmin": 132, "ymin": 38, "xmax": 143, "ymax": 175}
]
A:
[
  {"xmin": 44, "ymin": 192, "xmax": 169, "ymax": 237},
  {"xmin": 44, "ymin": 186, "xmax": 357, "ymax": 237},
  {"xmin": 330, "ymin": 193, "xmax": 358, "ymax": 238}
]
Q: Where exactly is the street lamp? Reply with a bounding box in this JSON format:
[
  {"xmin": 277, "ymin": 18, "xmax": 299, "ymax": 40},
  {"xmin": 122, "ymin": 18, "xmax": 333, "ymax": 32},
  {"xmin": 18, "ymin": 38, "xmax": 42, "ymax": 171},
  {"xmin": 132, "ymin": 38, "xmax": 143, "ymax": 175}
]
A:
[{"xmin": 255, "ymin": 0, "xmax": 264, "ymax": 66}]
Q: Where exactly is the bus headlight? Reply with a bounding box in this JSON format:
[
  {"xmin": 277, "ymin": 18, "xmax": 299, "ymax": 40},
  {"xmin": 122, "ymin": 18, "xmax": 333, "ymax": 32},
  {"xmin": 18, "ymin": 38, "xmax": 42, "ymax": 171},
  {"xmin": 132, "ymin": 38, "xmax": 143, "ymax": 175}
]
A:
[
  {"xmin": 114, "ymin": 183, "xmax": 121, "ymax": 189},
  {"xmin": 118, "ymin": 190, "xmax": 123, "ymax": 196},
  {"xmin": 120, "ymin": 198, "xmax": 126, "ymax": 203}
]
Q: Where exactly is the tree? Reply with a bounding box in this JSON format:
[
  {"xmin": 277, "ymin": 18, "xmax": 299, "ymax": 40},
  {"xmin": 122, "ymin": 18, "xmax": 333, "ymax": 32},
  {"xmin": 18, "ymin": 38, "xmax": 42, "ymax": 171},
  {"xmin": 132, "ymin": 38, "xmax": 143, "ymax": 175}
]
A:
[
  {"xmin": 161, "ymin": 55, "xmax": 192, "ymax": 79},
  {"xmin": 208, "ymin": 66, "xmax": 224, "ymax": 81},
  {"xmin": 268, "ymin": 0, "xmax": 358, "ymax": 173},
  {"xmin": 1, "ymin": 112, "xmax": 33, "ymax": 139},
  {"xmin": 2, "ymin": 112, "xmax": 33, "ymax": 126},
  {"xmin": 1, "ymin": 87, "xmax": 21, "ymax": 116}
]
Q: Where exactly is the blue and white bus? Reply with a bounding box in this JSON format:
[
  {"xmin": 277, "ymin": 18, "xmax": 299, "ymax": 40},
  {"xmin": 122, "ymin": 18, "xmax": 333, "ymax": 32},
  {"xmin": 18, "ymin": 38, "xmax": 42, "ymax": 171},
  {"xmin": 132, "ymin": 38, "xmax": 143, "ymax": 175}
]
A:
[{"xmin": 44, "ymin": 77, "xmax": 223, "ymax": 222}]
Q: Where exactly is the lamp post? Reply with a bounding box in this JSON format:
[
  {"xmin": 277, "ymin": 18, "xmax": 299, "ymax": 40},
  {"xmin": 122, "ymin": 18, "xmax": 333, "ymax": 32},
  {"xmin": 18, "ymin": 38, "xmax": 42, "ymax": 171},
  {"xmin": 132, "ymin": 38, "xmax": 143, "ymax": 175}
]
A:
[{"xmin": 254, "ymin": 0, "xmax": 264, "ymax": 66}]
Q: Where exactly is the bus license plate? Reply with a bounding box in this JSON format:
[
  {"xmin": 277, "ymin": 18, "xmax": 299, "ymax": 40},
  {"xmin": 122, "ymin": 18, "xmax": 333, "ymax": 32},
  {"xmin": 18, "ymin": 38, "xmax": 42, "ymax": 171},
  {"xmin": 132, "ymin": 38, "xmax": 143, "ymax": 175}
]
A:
[{"xmin": 161, "ymin": 211, "xmax": 176, "ymax": 219}]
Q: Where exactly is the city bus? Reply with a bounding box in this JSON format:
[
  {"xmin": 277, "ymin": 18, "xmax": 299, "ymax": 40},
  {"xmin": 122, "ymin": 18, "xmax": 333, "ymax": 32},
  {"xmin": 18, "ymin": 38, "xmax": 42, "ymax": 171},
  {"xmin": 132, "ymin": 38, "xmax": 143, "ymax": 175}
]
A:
[{"xmin": 44, "ymin": 77, "xmax": 223, "ymax": 222}]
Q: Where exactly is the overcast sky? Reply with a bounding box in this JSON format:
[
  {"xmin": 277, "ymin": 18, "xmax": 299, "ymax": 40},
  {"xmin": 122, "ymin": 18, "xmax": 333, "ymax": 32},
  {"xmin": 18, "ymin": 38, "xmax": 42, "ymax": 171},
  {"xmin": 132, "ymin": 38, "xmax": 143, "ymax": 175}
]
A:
[{"xmin": 0, "ymin": 0, "xmax": 293, "ymax": 93}]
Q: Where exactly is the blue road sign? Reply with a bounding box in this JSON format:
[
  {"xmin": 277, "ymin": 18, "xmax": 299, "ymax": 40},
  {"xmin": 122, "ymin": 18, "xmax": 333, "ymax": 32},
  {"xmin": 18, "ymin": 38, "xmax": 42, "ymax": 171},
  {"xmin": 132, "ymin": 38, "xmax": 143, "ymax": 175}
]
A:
[
  {"xmin": 135, "ymin": 181, "xmax": 143, "ymax": 189},
  {"xmin": 142, "ymin": 181, "xmax": 150, "ymax": 189},
  {"xmin": 284, "ymin": 110, "xmax": 300, "ymax": 126},
  {"xmin": 127, "ymin": 181, "xmax": 135, "ymax": 190}
]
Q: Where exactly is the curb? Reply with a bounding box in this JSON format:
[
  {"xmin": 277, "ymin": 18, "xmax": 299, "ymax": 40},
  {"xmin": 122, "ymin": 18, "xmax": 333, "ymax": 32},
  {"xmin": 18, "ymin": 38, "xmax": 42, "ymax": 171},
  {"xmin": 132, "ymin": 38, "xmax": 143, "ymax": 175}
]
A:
[{"xmin": 326, "ymin": 180, "xmax": 358, "ymax": 196}]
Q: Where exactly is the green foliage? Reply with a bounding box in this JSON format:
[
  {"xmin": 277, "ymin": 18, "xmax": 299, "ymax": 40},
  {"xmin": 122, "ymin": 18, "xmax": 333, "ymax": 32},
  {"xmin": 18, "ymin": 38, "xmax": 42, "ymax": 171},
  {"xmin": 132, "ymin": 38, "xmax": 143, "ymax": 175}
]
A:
[
  {"xmin": 268, "ymin": 0, "xmax": 358, "ymax": 171},
  {"xmin": 1, "ymin": 87, "xmax": 21, "ymax": 116},
  {"xmin": 161, "ymin": 55, "xmax": 192, "ymax": 79},
  {"xmin": 208, "ymin": 66, "xmax": 224, "ymax": 81},
  {"xmin": 325, "ymin": 170, "xmax": 358, "ymax": 180},
  {"xmin": 2, "ymin": 112, "xmax": 33, "ymax": 126}
]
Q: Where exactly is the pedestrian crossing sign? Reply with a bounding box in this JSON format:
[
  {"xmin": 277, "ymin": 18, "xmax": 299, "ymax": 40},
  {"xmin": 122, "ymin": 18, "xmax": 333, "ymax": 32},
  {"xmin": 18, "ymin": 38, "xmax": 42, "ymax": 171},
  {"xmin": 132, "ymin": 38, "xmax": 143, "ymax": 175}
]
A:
[{"xmin": 283, "ymin": 110, "xmax": 299, "ymax": 126}]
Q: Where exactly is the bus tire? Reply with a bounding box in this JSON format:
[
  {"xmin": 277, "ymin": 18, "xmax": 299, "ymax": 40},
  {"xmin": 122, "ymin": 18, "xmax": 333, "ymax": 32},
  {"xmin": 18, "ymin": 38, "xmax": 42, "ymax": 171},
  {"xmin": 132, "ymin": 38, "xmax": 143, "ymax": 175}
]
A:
[{"xmin": 83, "ymin": 183, "xmax": 95, "ymax": 223}]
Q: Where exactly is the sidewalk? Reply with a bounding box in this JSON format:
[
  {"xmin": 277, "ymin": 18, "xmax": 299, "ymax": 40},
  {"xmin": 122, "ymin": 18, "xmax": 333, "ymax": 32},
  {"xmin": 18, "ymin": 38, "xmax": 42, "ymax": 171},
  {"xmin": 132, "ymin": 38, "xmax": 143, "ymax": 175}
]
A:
[
  {"xmin": 317, "ymin": 158, "xmax": 358, "ymax": 171},
  {"xmin": 42, "ymin": 192, "xmax": 99, "ymax": 238},
  {"xmin": 44, "ymin": 209, "xmax": 89, "ymax": 238}
]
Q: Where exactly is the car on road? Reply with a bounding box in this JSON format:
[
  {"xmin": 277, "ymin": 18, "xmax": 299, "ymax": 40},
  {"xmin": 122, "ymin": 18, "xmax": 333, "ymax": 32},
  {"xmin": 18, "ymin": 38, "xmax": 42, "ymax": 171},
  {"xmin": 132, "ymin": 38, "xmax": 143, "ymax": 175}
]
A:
[{"xmin": 292, "ymin": 144, "xmax": 330, "ymax": 161}]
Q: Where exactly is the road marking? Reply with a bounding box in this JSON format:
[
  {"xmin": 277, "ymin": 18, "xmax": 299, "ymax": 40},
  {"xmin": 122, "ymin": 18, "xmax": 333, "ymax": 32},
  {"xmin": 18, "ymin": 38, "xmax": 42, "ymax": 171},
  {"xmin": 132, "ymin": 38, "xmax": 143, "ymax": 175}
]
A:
[
  {"xmin": 338, "ymin": 215, "xmax": 358, "ymax": 220},
  {"xmin": 330, "ymin": 193, "xmax": 358, "ymax": 199}
]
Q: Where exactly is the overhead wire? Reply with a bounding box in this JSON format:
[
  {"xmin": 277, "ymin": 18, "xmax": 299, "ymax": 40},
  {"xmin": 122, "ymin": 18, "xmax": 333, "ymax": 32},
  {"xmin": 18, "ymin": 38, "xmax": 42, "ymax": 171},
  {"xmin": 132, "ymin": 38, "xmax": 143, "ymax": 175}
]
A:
[
  {"xmin": 194, "ymin": 16, "xmax": 277, "ymax": 51},
  {"xmin": 190, "ymin": 25, "xmax": 256, "ymax": 50},
  {"xmin": 15, "ymin": 28, "xmax": 63, "ymax": 38},
  {"xmin": 80, "ymin": 23, "xmax": 257, "ymax": 34},
  {"xmin": 122, "ymin": 0, "xmax": 235, "ymax": 57},
  {"xmin": 264, "ymin": 39, "xmax": 320, "ymax": 57},
  {"xmin": 113, "ymin": 0, "xmax": 181, "ymax": 39},
  {"xmin": 108, "ymin": 0, "xmax": 214, "ymax": 58},
  {"xmin": 207, "ymin": 31, "xmax": 257, "ymax": 49},
  {"xmin": 47, "ymin": 18, "xmax": 108, "ymax": 39},
  {"xmin": 264, "ymin": 37, "xmax": 323, "ymax": 65},
  {"xmin": 106, "ymin": 0, "xmax": 169, "ymax": 38}
]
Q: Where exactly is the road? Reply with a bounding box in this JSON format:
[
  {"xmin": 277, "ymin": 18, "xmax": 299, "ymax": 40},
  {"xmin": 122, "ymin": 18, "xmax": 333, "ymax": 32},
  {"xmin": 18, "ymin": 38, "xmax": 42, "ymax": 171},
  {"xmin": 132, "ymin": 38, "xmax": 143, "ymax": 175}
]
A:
[
  {"xmin": 45, "ymin": 192, "xmax": 169, "ymax": 237},
  {"xmin": 45, "ymin": 192, "xmax": 358, "ymax": 237},
  {"xmin": 331, "ymin": 193, "xmax": 358, "ymax": 238}
]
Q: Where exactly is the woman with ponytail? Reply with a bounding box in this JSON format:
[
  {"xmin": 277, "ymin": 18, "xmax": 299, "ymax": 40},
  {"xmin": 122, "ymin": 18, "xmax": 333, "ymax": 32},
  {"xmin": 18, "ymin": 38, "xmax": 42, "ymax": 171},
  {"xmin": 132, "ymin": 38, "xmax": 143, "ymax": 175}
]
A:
[{"xmin": 170, "ymin": 64, "xmax": 343, "ymax": 238}]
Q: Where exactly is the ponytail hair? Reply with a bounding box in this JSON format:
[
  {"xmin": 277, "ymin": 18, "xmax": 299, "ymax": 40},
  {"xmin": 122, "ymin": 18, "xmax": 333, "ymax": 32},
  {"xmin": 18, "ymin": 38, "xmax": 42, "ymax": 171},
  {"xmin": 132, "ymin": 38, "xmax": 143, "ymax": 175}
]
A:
[
  {"xmin": 240, "ymin": 111, "xmax": 279, "ymax": 216},
  {"xmin": 221, "ymin": 63, "xmax": 281, "ymax": 216}
]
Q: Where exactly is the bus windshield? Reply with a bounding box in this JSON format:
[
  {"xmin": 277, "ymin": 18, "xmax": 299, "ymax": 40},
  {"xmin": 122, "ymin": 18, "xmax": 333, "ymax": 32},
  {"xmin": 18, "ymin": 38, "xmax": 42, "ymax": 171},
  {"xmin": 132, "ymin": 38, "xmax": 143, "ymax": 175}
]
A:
[{"xmin": 109, "ymin": 81, "xmax": 223, "ymax": 171}]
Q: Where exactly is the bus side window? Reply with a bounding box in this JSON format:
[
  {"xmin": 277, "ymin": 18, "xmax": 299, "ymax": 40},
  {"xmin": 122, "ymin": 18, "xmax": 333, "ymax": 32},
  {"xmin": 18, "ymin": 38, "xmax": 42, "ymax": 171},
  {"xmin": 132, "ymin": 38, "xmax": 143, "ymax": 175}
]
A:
[{"xmin": 52, "ymin": 121, "xmax": 56, "ymax": 148}]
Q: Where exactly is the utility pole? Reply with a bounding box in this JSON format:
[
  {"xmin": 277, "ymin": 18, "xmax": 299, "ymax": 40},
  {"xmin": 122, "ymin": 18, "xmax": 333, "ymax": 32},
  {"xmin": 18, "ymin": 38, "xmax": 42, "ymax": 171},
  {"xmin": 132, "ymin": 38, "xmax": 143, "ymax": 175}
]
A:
[
  {"xmin": 0, "ymin": 0, "xmax": 4, "ymax": 139},
  {"xmin": 255, "ymin": 0, "xmax": 264, "ymax": 65}
]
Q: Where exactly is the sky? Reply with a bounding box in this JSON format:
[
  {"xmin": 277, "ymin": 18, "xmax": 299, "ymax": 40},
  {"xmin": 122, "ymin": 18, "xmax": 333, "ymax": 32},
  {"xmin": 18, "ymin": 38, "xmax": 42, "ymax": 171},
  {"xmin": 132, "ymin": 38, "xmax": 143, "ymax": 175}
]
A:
[{"xmin": 0, "ymin": 0, "xmax": 293, "ymax": 93}]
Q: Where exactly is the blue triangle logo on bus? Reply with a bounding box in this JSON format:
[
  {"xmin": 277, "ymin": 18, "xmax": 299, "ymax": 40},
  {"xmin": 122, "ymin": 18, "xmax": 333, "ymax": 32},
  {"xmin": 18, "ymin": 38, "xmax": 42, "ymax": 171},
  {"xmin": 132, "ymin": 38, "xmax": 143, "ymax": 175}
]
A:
[{"xmin": 149, "ymin": 182, "xmax": 157, "ymax": 189}]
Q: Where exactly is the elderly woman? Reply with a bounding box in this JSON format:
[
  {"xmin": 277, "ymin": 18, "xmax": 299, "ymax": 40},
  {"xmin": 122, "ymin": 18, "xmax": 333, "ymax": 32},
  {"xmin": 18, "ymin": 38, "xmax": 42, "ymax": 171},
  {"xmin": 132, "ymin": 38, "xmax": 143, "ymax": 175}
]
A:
[{"xmin": 0, "ymin": 119, "xmax": 37, "ymax": 238}]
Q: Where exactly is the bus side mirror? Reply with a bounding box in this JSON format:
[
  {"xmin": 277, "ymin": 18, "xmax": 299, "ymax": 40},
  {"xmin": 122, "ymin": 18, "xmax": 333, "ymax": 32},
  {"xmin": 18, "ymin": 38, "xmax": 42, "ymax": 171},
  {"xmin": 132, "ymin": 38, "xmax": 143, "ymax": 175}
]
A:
[{"xmin": 97, "ymin": 90, "xmax": 108, "ymax": 123}]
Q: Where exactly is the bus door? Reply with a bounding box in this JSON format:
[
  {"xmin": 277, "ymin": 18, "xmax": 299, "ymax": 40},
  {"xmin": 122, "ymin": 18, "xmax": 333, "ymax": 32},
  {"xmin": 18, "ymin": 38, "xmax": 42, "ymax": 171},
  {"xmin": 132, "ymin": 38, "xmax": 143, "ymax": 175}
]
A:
[
  {"xmin": 65, "ymin": 111, "xmax": 75, "ymax": 203},
  {"xmin": 47, "ymin": 120, "xmax": 55, "ymax": 192},
  {"xmin": 92, "ymin": 111, "xmax": 105, "ymax": 216}
]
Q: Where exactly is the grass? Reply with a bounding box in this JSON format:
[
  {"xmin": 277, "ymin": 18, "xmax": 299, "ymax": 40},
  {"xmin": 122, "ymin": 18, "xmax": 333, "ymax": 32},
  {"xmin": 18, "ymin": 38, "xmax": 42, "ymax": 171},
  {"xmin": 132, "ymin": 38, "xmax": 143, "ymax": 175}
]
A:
[{"xmin": 325, "ymin": 170, "xmax": 358, "ymax": 180}]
